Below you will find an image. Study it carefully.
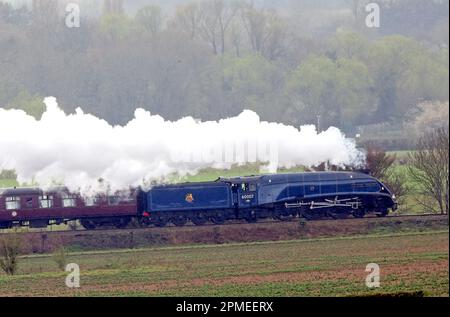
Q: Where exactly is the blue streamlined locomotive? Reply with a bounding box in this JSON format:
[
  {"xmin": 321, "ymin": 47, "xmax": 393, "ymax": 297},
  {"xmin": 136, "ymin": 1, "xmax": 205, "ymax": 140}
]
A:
[{"xmin": 140, "ymin": 171, "xmax": 398, "ymax": 227}]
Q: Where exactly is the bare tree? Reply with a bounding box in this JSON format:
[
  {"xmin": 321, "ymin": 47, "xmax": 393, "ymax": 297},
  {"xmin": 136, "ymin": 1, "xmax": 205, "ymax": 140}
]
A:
[
  {"xmin": 364, "ymin": 145, "xmax": 409, "ymax": 205},
  {"xmin": 0, "ymin": 234, "xmax": 21, "ymax": 276},
  {"xmin": 198, "ymin": 0, "xmax": 239, "ymax": 55},
  {"xmin": 408, "ymin": 128, "xmax": 449, "ymax": 214},
  {"xmin": 136, "ymin": 5, "xmax": 163, "ymax": 36},
  {"xmin": 345, "ymin": 0, "xmax": 369, "ymax": 20},
  {"xmin": 230, "ymin": 22, "xmax": 242, "ymax": 57},
  {"xmin": 384, "ymin": 173, "xmax": 409, "ymax": 206},
  {"xmin": 52, "ymin": 246, "xmax": 68, "ymax": 271},
  {"xmin": 31, "ymin": 0, "xmax": 58, "ymax": 28},
  {"xmin": 240, "ymin": 3, "xmax": 286, "ymax": 60},
  {"xmin": 103, "ymin": 0, "xmax": 124, "ymax": 15},
  {"xmin": 171, "ymin": 2, "xmax": 203, "ymax": 40},
  {"xmin": 365, "ymin": 145, "xmax": 396, "ymax": 180}
]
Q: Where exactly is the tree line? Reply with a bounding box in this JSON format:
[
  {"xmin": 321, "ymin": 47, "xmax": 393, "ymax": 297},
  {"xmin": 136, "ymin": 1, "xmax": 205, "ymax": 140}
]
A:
[{"xmin": 0, "ymin": 0, "xmax": 448, "ymax": 138}]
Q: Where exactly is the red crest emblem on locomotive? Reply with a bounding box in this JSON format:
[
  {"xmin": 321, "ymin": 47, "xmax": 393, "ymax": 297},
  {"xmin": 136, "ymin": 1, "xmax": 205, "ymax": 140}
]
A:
[{"xmin": 185, "ymin": 193, "xmax": 194, "ymax": 203}]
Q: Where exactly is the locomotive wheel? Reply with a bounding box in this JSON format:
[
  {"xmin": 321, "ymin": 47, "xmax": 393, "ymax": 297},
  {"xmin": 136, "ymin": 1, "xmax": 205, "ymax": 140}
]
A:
[
  {"xmin": 80, "ymin": 219, "xmax": 97, "ymax": 230},
  {"xmin": 139, "ymin": 217, "xmax": 152, "ymax": 227},
  {"xmin": 0, "ymin": 222, "xmax": 12, "ymax": 229},
  {"xmin": 272, "ymin": 209, "xmax": 294, "ymax": 221},
  {"xmin": 191, "ymin": 213, "xmax": 208, "ymax": 226},
  {"xmin": 171, "ymin": 215, "xmax": 188, "ymax": 227},
  {"xmin": 114, "ymin": 218, "xmax": 131, "ymax": 229},
  {"xmin": 301, "ymin": 212, "xmax": 321, "ymax": 221},
  {"xmin": 211, "ymin": 212, "xmax": 226, "ymax": 225},
  {"xmin": 273, "ymin": 215, "xmax": 294, "ymax": 221},
  {"xmin": 353, "ymin": 210, "xmax": 365, "ymax": 218},
  {"xmin": 153, "ymin": 216, "xmax": 168, "ymax": 227},
  {"xmin": 245, "ymin": 210, "xmax": 258, "ymax": 223},
  {"xmin": 328, "ymin": 211, "xmax": 350, "ymax": 219},
  {"xmin": 279, "ymin": 215, "xmax": 294, "ymax": 221},
  {"xmin": 376, "ymin": 209, "xmax": 389, "ymax": 218}
]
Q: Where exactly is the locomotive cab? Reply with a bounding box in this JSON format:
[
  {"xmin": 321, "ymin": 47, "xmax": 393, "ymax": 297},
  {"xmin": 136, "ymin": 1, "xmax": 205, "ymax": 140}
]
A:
[
  {"xmin": 237, "ymin": 182, "xmax": 258, "ymax": 208},
  {"xmin": 220, "ymin": 176, "xmax": 260, "ymax": 209}
]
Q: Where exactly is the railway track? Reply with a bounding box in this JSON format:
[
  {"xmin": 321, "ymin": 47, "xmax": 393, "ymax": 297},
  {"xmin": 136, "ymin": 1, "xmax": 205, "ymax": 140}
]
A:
[{"xmin": 1, "ymin": 213, "xmax": 447, "ymax": 236}]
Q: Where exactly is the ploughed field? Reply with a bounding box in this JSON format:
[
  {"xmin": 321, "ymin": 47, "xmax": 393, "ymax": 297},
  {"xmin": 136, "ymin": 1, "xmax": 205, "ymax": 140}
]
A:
[{"xmin": 0, "ymin": 230, "xmax": 448, "ymax": 296}]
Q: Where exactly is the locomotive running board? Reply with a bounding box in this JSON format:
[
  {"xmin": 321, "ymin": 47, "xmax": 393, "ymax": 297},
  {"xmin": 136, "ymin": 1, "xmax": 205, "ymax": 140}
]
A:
[{"xmin": 285, "ymin": 197, "xmax": 362, "ymax": 210}]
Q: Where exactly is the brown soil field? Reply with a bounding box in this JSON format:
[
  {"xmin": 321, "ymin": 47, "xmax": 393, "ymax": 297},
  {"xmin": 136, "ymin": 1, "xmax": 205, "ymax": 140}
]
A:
[{"xmin": 0, "ymin": 230, "xmax": 448, "ymax": 296}]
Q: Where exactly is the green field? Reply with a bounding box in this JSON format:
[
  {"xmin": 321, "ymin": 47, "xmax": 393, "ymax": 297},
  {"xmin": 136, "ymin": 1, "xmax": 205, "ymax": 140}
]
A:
[
  {"xmin": 386, "ymin": 151, "xmax": 414, "ymax": 160},
  {"xmin": 0, "ymin": 165, "xmax": 306, "ymax": 189},
  {"xmin": 170, "ymin": 164, "xmax": 307, "ymax": 183},
  {"xmin": 0, "ymin": 230, "xmax": 448, "ymax": 296},
  {"xmin": 0, "ymin": 179, "xmax": 18, "ymax": 188}
]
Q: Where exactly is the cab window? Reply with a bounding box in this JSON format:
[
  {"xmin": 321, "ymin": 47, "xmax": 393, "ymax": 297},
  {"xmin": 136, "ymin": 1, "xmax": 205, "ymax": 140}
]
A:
[
  {"xmin": 241, "ymin": 183, "xmax": 256, "ymax": 192},
  {"xmin": 5, "ymin": 196, "xmax": 20, "ymax": 210}
]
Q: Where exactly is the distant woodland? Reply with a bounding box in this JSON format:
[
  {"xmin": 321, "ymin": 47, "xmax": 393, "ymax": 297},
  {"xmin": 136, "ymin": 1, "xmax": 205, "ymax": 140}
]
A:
[{"xmin": 0, "ymin": 0, "xmax": 448, "ymax": 145}]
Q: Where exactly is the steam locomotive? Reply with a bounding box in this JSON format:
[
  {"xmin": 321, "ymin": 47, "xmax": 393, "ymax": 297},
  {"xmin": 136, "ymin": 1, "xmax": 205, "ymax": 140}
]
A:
[{"xmin": 0, "ymin": 172, "xmax": 397, "ymax": 230}]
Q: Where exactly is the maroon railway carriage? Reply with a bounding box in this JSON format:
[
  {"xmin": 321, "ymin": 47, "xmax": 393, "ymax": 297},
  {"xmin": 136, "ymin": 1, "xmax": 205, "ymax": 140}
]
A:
[{"xmin": 0, "ymin": 187, "xmax": 138, "ymax": 229}]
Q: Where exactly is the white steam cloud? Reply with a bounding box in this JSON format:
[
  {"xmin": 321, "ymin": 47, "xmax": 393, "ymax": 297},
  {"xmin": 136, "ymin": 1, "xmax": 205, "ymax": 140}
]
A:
[{"xmin": 0, "ymin": 97, "xmax": 364, "ymax": 192}]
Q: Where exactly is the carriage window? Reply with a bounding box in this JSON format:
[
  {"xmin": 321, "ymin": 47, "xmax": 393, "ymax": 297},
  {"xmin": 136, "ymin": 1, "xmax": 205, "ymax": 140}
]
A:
[
  {"xmin": 62, "ymin": 194, "xmax": 77, "ymax": 207},
  {"xmin": 85, "ymin": 196, "xmax": 101, "ymax": 206},
  {"xmin": 85, "ymin": 197, "xmax": 94, "ymax": 206},
  {"xmin": 5, "ymin": 196, "xmax": 20, "ymax": 210},
  {"xmin": 120, "ymin": 195, "xmax": 134, "ymax": 203},
  {"xmin": 108, "ymin": 196, "xmax": 120, "ymax": 206},
  {"xmin": 39, "ymin": 195, "xmax": 54, "ymax": 208},
  {"xmin": 26, "ymin": 197, "xmax": 33, "ymax": 208}
]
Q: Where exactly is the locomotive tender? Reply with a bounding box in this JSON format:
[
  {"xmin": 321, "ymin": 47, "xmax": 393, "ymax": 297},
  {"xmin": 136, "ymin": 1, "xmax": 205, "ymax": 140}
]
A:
[{"xmin": 0, "ymin": 172, "xmax": 397, "ymax": 230}]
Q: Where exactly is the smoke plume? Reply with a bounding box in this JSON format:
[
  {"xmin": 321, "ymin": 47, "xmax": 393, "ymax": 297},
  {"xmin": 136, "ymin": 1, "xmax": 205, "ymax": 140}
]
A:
[{"xmin": 0, "ymin": 97, "xmax": 364, "ymax": 192}]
